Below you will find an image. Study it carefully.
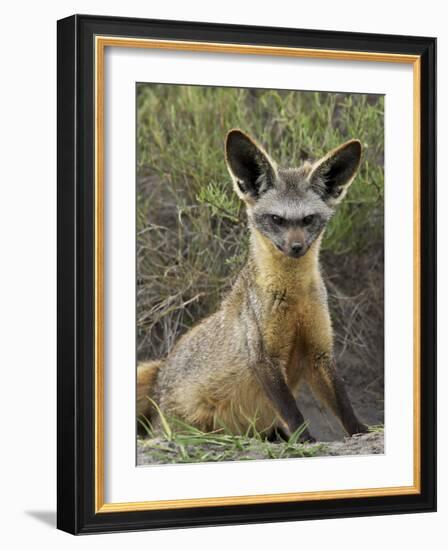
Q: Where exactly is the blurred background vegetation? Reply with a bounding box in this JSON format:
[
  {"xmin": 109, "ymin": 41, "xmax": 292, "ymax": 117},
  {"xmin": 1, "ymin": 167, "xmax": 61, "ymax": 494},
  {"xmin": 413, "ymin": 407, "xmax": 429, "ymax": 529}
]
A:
[{"xmin": 136, "ymin": 84, "xmax": 384, "ymax": 440}]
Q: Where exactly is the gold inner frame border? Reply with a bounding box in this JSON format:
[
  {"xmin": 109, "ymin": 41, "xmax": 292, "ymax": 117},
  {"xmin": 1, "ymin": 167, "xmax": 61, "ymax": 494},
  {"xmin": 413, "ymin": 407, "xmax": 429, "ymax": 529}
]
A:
[{"xmin": 94, "ymin": 36, "xmax": 421, "ymax": 513}]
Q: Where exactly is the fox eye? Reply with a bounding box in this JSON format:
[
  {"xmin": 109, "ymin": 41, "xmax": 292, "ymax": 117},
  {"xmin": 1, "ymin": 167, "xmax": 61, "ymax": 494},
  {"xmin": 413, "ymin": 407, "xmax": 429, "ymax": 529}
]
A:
[
  {"xmin": 271, "ymin": 214, "xmax": 284, "ymax": 225},
  {"xmin": 303, "ymin": 214, "xmax": 315, "ymax": 226}
]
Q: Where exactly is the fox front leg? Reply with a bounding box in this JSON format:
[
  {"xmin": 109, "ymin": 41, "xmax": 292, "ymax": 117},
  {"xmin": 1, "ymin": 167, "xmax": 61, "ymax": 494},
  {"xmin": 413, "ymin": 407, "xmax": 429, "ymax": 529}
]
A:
[
  {"xmin": 305, "ymin": 352, "xmax": 368, "ymax": 436},
  {"xmin": 250, "ymin": 356, "xmax": 315, "ymax": 442},
  {"xmin": 301, "ymin": 304, "xmax": 367, "ymax": 436}
]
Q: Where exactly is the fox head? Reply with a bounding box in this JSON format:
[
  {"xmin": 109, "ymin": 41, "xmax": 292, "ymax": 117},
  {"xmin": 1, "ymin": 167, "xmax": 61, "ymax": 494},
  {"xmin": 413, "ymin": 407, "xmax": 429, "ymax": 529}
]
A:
[{"xmin": 225, "ymin": 129, "xmax": 362, "ymax": 259}]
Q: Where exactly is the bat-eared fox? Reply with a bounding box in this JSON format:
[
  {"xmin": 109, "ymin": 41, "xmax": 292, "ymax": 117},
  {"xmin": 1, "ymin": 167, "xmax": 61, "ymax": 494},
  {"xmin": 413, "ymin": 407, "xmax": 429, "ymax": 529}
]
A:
[{"xmin": 137, "ymin": 129, "xmax": 368, "ymax": 442}]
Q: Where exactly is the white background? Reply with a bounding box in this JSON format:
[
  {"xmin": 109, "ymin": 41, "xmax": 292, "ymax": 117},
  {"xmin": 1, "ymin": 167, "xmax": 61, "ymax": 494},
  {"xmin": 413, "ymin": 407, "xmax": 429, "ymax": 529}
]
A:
[
  {"xmin": 105, "ymin": 49, "xmax": 414, "ymax": 502},
  {"xmin": 0, "ymin": 1, "xmax": 444, "ymax": 548}
]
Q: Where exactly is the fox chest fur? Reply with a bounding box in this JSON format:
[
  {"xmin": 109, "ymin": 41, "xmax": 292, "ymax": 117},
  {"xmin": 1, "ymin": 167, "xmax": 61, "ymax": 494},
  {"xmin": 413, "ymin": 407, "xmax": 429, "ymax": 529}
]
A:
[{"xmin": 249, "ymin": 242, "xmax": 331, "ymax": 390}]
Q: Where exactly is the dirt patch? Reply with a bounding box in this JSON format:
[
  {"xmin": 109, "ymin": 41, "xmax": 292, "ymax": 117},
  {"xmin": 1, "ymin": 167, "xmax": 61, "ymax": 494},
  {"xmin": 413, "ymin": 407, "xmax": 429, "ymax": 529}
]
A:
[
  {"xmin": 317, "ymin": 430, "xmax": 384, "ymax": 456},
  {"xmin": 137, "ymin": 431, "xmax": 384, "ymax": 466}
]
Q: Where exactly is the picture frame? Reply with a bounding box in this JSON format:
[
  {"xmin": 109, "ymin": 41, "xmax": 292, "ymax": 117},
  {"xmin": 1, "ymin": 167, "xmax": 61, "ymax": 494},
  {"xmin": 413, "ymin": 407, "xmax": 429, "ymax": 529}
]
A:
[{"xmin": 57, "ymin": 14, "xmax": 436, "ymax": 534}]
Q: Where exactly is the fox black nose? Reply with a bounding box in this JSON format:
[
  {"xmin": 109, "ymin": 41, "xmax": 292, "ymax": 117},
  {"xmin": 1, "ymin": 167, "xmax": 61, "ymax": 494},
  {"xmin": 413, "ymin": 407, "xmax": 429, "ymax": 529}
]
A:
[{"xmin": 291, "ymin": 242, "xmax": 303, "ymax": 254}]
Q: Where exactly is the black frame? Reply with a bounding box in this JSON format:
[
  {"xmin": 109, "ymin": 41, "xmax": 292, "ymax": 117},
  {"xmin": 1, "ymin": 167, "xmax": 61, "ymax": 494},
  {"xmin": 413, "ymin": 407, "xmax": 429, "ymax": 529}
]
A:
[{"xmin": 57, "ymin": 14, "xmax": 436, "ymax": 534}]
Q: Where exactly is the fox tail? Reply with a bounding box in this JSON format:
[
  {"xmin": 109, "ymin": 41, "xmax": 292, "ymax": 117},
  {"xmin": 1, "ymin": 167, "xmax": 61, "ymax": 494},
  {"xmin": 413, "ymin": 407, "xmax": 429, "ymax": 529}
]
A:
[{"xmin": 137, "ymin": 360, "xmax": 163, "ymax": 420}]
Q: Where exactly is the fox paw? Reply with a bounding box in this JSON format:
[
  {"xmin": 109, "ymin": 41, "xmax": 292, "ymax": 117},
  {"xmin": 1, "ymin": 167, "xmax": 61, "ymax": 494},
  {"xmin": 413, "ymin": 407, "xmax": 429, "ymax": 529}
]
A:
[
  {"xmin": 299, "ymin": 431, "xmax": 316, "ymax": 444},
  {"xmin": 350, "ymin": 423, "xmax": 369, "ymax": 436}
]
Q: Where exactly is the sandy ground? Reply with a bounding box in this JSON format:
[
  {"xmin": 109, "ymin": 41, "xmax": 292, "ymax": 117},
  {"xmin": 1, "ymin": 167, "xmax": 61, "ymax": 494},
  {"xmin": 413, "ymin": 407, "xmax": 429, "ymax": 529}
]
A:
[
  {"xmin": 317, "ymin": 430, "xmax": 384, "ymax": 456},
  {"xmin": 137, "ymin": 431, "xmax": 383, "ymax": 465}
]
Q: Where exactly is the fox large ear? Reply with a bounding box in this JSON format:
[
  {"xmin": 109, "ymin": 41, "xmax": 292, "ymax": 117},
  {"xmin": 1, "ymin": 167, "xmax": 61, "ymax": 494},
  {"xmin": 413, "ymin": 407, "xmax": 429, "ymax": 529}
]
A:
[
  {"xmin": 225, "ymin": 129, "xmax": 277, "ymax": 203},
  {"xmin": 309, "ymin": 140, "xmax": 362, "ymax": 206}
]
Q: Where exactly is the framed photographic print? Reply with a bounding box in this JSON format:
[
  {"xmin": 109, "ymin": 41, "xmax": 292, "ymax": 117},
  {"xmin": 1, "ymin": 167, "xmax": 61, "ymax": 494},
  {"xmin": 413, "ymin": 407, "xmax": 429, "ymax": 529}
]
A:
[{"xmin": 57, "ymin": 14, "xmax": 436, "ymax": 534}]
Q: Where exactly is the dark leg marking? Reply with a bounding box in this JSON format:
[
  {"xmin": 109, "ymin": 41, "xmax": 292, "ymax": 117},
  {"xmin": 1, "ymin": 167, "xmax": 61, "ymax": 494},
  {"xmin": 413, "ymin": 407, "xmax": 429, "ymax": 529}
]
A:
[{"xmin": 306, "ymin": 358, "xmax": 368, "ymax": 436}]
